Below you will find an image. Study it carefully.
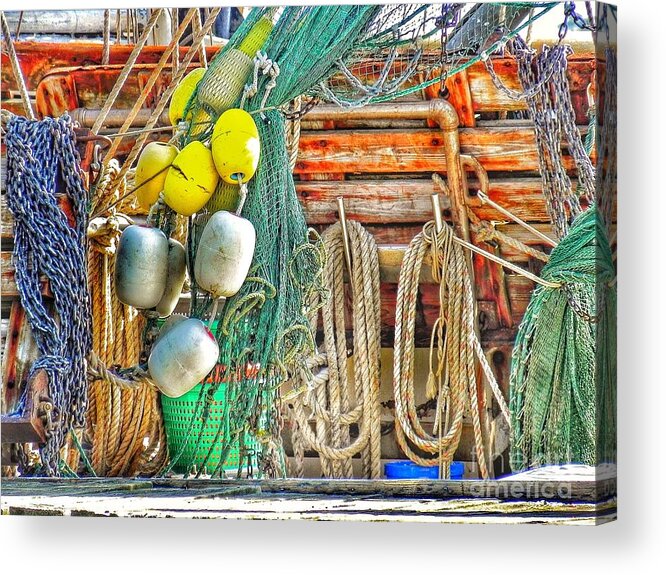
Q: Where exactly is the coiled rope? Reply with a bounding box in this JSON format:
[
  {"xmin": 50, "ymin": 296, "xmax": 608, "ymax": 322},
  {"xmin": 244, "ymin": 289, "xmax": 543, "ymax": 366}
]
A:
[
  {"xmin": 289, "ymin": 220, "xmax": 382, "ymax": 479},
  {"xmin": 393, "ymin": 220, "xmax": 510, "ymax": 480},
  {"xmin": 84, "ymin": 160, "xmax": 168, "ymax": 477}
]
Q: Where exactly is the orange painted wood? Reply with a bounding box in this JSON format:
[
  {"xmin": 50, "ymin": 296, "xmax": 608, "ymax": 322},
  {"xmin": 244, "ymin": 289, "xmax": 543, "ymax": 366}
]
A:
[
  {"xmin": 295, "ymin": 125, "xmax": 578, "ymax": 175},
  {"xmin": 1, "ymin": 42, "xmax": 220, "ymax": 95},
  {"xmin": 423, "ymin": 68, "xmax": 476, "ymax": 127},
  {"xmin": 473, "ymin": 243, "xmax": 514, "ymax": 330},
  {"xmin": 35, "ymin": 62, "xmax": 203, "ymax": 118}
]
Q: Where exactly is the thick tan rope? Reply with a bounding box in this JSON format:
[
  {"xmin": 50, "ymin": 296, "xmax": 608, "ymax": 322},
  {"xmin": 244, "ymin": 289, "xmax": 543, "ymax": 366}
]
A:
[
  {"xmin": 84, "ymin": 160, "xmax": 165, "ymax": 477},
  {"xmin": 285, "ymin": 96, "xmax": 302, "ymax": 173},
  {"xmin": 467, "ymin": 209, "xmax": 550, "ymax": 263},
  {"xmin": 393, "ymin": 220, "xmax": 511, "ymax": 480},
  {"xmin": 289, "ymin": 221, "xmax": 382, "ymax": 479}
]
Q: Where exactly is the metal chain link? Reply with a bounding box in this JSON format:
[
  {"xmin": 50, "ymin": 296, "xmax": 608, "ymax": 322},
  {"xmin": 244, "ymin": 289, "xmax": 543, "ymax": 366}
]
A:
[
  {"xmin": 511, "ymin": 36, "xmax": 592, "ymax": 240},
  {"xmin": 5, "ymin": 114, "xmax": 92, "ymax": 476},
  {"xmin": 435, "ymin": 4, "xmax": 464, "ymax": 98}
]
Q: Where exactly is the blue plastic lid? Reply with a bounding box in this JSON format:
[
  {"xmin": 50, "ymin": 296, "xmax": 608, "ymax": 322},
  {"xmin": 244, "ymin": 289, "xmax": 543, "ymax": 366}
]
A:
[
  {"xmin": 384, "ymin": 460, "xmax": 464, "ymax": 479},
  {"xmin": 450, "ymin": 461, "xmax": 465, "ymax": 479}
]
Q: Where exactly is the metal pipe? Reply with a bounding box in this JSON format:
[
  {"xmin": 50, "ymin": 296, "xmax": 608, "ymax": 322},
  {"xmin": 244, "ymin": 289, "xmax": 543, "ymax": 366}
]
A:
[
  {"xmin": 70, "ymin": 107, "xmax": 170, "ymax": 129},
  {"xmin": 430, "ymin": 193, "xmax": 444, "ymax": 234},
  {"xmin": 305, "ymin": 100, "xmax": 459, "ymax": 129},
  {"xmin": 306, "ymin": 100, "xmax": 468, "ymax": 241},
  {"xmin": 337, "ymin": 197, "xmax": 353, "ymax": 276}
]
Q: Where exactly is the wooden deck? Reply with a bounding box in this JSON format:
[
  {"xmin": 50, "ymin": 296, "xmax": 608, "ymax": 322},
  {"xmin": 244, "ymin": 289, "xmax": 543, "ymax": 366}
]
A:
[{"xmin": 1, "ymin": 477, "xmax": 616, "ymax": 524}]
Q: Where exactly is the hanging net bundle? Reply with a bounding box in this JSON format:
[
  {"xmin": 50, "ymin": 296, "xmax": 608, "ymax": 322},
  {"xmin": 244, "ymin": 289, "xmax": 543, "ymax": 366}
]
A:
[{"xmin": 509, "ymin": 206, "xmax": 616, "ymax": 471}]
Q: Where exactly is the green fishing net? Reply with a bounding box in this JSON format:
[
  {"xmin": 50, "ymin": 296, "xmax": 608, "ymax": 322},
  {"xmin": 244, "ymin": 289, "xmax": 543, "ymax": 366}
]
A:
[
  {"xmin": 163, "ymin": 3, "xmax": 570, "ymax": 478},
  {"xmin": 509, "ymin": 206, "xmax": 616, "ymax": 472}
]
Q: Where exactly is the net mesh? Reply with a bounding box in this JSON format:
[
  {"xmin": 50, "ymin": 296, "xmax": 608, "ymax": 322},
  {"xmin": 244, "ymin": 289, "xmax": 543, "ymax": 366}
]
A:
[
  {"xmin": 509, "ymin": 206, "xmax": 616, "ymax": 471},
  {"xmin": 162, "ymin": 3, "xmax": 573, "ymax": 477}
]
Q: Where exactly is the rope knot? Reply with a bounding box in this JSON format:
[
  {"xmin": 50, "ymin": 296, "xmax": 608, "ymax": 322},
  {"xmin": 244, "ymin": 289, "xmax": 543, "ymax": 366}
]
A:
[
  {"xmin": 87, "ymin": 214, "xmax": 133, "ymax": 255},
  {"xmin": 241, "ymin": 51, "xmax": 281, "ymax": 116}
]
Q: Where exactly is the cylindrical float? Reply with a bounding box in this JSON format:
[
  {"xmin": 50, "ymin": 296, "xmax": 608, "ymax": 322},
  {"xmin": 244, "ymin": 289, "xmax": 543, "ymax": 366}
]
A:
[
  {"xmin": 155, "ymin": 238, "xmax": 187, "ymax": 318},
  {"xmin": 168, "ymin": 67, "xmax": 207, "ymax": 126},
  {"xmin": 211, "ymin": 108, "xmax": 260, "ymax": 185},
  {"xmin": 134, "ymin": 142, "xmax": 179, "ymax": 209},
  {"xmin": 148, "ymin": 318, "xmax": 220, "ymax": 398},
  {"xmin": 195, "ymin": 210, "xmax": 256, "ymax": 298},
  {"xmin": 114, "ymin": 225, "xmax": 169, "ymax": 309},
  {"xmin": 237, "ymin": 16, "xmax": 274, "ymax": 57},
  {"xmin": 206, "ymin": 181, "xmax": 241, "ymax": 213},
  {"xmin": 163, "ymin": 141, "xmax": 219, "ymax": 216},
  {"xmin": 196, "ymin": 49, "xmax": 253, "ymax": 116}
]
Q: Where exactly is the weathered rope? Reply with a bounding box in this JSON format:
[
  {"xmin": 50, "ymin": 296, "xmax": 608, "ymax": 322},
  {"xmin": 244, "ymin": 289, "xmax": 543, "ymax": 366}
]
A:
[
  {"xmin": 1, "ymin": 12, "xmax": 35, "ymax": 120},
  {"xmin": 466, "ymin": 209, "xmax": 551, "ymax": 264},
  {"xmin": 432, "ymin": 172, "xmax": 552, "ymax": 263},
  {"xmin": 104, "ymin": 8, "xmax": 198, "ymax": 161},
  {"xmin": 91, "ymin": 9, "xmax": 164, "ymax": 135},
  {"xmin": 285, "ymin": 96, "xmax": 302, "ymax": 173},
  {"xmin": 393, "ymin": 219, "xmax": 510, "ymax": 480},
  {"xmin": 84, "ymin": 160, "xmax": 166, "ymax": 477},
  {"xmin": 240, "ymin": 51, "xmax": 281, "ymax": 114},
  {"xmin": 289, "ymin": 220, "xmax": 382, "ymax": 479}
]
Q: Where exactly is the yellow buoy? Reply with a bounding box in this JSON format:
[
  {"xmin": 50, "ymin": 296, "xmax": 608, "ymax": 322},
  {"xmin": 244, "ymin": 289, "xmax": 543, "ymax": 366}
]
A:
[
  {"xmin": 134, "ymin": 142, "xmax": 179, "ymax": 209},
  {"xmin": 237, "ymin": 16, "xmax": 274, "ymax": 57},
  {"xmin": 163, "ymin": 141, "xmax": 219, "ymax": 216},
  {"xmin": 168, "ymin": 67, "xmax": 206, "ymax": 126},
  {"xmin": 211, "ymin": 108, "xmax": 260, "ymax": 184},
  {"xmin": 196, "ymin": 49, "xmax": 253, "ymax": 116},
  {"xmin": 207, "ymin": 181, "xmax": 241, "ymax": 213}
]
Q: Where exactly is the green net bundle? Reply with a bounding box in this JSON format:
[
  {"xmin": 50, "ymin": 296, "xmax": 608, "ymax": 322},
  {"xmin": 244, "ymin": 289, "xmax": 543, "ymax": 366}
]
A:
[{"xmin": 509, "ymin": 206, "xmax": 616, "ymax": 472}]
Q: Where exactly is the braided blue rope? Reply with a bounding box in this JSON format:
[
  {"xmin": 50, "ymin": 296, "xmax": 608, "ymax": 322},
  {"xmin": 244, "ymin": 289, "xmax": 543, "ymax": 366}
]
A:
[{"xmin": 5, "ymin": 114, "xmax": 92, "ymax": 476}]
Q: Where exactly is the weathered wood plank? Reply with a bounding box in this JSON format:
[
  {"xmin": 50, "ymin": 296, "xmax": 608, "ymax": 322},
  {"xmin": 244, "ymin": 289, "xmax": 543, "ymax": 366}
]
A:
[
  {"xmin": 1, "ymin": 252, "xmax": 52, "ymax": 297},
  {"xmin": 423, "ymin": 68, "xmax": 476, "ymax": 127},
  {"xmin": 2, "ymin": 42, "xmax": 220, "ymax": 95},
  {"xmin": 296, "ymin": 177, "xmax": 564, "ymax": 225},
  {"xmin": 2, "ymin": 301, "xmax": 32, "ymax": 413},
  {"xmin": 465, "ymin": 56, "xmax": 596, "ymax": 124},
  {"xmin": 294, "ymin": 125, "xmax": 578, "ymax": 175},
  {"xmin": 1, "ymin": 475, "xmax": 617, "ymax": 502},
  {"xmin": 0, "ymin": 369, "xmax": 48, "ymax": 444},
  {"xmin": 2, "ymin": 178, "xmax": 559, "ymax": 237}
]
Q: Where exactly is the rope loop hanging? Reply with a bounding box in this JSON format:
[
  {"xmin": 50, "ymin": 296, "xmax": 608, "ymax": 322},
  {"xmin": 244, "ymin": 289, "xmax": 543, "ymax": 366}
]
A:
[
  {"xmin": 393, "ymin": 217, "xmax": 510, "ymax": 480},
  {"xmin": 288, "ymin": 219, "xmax": 382, "ymax": 479}
]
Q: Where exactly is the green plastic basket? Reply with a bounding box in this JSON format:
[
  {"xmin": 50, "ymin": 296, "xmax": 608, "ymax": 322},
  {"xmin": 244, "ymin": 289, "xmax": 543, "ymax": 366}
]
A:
[{"xmin": 161, "ymin": 380, "xmax": 259, "ymax": 475}]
